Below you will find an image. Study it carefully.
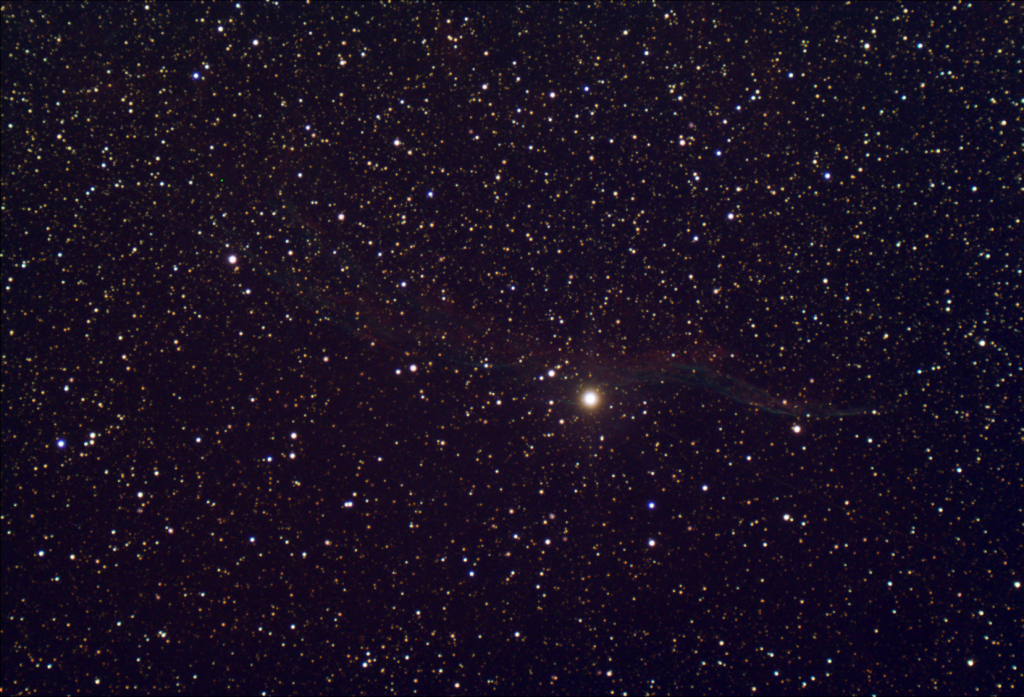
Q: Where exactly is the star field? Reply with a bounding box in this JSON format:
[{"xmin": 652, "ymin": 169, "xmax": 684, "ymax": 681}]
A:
[{"xmin": 2, "ymin": 3, "xmax": 1021, "ymax": 695}]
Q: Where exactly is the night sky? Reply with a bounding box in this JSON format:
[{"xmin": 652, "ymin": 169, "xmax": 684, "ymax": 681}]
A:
[{"xmin": 2, "ymin": 2, "xmax": 1021, "ymax": 695}]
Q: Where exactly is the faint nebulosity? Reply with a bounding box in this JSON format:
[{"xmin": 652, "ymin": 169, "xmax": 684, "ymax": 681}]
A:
[{"xmin": 2, "ymin": 2, "xmax": 1020, "ymax": 695}]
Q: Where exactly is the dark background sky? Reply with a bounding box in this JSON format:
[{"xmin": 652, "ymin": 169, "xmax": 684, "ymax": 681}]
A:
[{"xmin": 2, "ymin": 2, "xmax": 1020, "ymax": 695}]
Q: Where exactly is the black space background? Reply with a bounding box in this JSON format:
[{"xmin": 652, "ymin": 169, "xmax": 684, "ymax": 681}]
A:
[{"xmin": 2, "ymin": 2, "xmax": 1021, "ymax": 695}]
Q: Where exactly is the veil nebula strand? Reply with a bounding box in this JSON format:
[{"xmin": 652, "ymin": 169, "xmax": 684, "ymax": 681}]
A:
[{"xmin": 212, "ymin": 192, "xmax": 872, "ymax": 421}]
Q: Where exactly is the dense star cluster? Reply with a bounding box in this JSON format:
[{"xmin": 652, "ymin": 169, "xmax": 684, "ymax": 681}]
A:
[{"xmin": 2, "ymin": 3, "xmax": 1020, "ymax": 695}]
